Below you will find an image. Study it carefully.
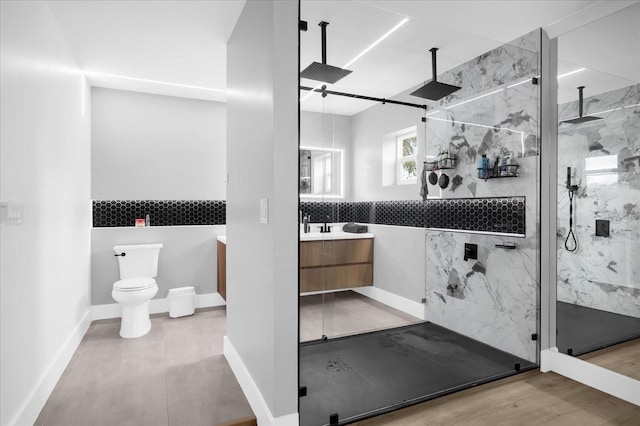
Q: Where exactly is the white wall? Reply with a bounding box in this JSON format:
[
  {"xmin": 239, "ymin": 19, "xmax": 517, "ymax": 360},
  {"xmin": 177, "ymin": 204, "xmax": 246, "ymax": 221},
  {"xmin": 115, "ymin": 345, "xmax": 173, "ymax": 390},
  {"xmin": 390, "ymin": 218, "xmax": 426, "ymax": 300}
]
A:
[
  {"xmin": 367, "ymin": 224, "xmax": 426, "ymax": 302},
  {"xmin": 226, "ymin": 0, "xmax": 298, "ymax": 421},
  {"xmin": 89, "ymin": 81, "xmax": 227, "ymax": 308},
  {"xmin": 0, "ymin": 2, "xmax": 91, "ymax": 425},
  {"xmin": 91, "ymin": 87, "xmax": 226, "ymax": 200},
  {"xmin": 91, "ymin": 226, "xmax": 225, "ymax": 305},
  {"xmin": 351, "ymin": 103, "xmax": 425, "ymax": 201}
]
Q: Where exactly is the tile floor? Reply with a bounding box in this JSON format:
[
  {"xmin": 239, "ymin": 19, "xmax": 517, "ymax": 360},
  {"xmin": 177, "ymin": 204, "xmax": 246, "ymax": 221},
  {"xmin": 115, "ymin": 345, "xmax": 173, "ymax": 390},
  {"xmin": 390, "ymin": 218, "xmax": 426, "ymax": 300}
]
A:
[
  {"xmin": 35, "ymin": 307, "xmax": 253, "ymax": 426},
  {"xmin": 36, "ymin": 292, "xmax": 427, "ymax": 426}
]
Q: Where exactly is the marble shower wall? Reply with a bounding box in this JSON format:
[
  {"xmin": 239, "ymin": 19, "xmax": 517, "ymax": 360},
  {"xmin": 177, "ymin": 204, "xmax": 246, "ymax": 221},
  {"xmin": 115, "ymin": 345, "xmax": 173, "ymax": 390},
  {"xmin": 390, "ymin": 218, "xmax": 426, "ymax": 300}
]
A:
[
  {"xmin": 557, "ymin": 84, "xmax": 640, "ymax": 318},
  {"xmin": 422, "ymin": 30, "xmax": 541, "ymax": 362}
]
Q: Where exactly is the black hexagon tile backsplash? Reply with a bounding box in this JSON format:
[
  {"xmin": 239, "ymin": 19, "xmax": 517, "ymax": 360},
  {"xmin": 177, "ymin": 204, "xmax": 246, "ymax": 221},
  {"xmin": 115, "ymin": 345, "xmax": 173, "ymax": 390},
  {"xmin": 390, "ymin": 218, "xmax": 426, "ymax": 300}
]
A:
[
  {"xmin": 95, "ymin": 197, "xmax": 524, "ymax": 235},
  {"xmin": 93, "ymin": 200, "xmax": 226, "ymax": 227},
  {"xmin": 300, "ymin": 197, "xmax": 525, "ymax": 236}
]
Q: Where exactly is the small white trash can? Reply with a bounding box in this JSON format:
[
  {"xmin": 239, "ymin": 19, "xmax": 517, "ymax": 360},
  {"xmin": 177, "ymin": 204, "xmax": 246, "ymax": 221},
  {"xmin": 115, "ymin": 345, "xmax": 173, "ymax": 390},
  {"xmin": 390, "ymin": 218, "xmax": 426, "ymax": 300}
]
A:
[{"xmin": 168, "ymin": 286, "xmax": 196, "ymax": 318}]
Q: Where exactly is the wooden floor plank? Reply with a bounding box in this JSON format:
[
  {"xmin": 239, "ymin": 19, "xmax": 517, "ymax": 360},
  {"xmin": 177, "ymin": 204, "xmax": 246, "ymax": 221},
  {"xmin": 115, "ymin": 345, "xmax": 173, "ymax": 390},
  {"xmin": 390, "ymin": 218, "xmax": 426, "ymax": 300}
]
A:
[
  {"xmin": 354, "ymin": 358, "xmax": 640, "ymax": 425},
  {"xmin": 580, "ymin": 339, "xmax": 640, "ymax": 380}
]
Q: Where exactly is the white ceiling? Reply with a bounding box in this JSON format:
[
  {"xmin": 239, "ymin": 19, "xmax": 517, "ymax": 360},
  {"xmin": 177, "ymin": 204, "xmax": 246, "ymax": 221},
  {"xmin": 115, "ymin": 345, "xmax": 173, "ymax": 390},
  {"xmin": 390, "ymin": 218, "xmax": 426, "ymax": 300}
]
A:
[
  {"xmin": 49, "ymin": 0, "xmax": 246, "ymax": 102},
  {"xmin": 48, "ymin": 0, "xmax": 639, "ymax": 112}
]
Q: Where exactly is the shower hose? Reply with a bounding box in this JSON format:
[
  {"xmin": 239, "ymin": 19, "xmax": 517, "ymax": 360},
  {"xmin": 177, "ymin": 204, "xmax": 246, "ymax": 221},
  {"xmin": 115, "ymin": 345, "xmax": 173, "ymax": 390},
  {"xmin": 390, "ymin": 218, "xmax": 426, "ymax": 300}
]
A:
[{"xmin": 565, "ymin": 189, "xmax": 577, "ymax": 252}]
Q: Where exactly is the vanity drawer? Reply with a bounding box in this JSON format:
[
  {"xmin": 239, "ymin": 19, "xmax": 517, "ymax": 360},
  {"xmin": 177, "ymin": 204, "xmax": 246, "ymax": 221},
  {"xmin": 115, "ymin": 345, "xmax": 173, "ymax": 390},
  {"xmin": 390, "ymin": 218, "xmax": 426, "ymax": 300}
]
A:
[
  {"xmin": 300, "ymin": 264, "xmax": 373, "ymax": 292},
  {"xmin": 300, "ymin": 239, "xmax": 373, "ymax": 267}
]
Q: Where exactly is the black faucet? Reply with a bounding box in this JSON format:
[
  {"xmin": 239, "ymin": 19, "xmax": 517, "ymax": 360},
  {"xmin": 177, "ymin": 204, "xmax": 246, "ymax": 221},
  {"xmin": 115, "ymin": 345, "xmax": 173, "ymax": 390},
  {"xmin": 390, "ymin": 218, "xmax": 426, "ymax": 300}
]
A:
[{"xmin": 318, "ymin": 215, "xmax": 332, "ymax": 233}]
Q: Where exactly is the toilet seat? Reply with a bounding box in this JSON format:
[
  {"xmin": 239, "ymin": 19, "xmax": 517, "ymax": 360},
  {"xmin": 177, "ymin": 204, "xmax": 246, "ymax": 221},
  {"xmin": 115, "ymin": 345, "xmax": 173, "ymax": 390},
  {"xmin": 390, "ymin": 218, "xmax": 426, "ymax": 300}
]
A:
[{"xmin": 113, "ymin": 277, "xmax": 157, "ymax": 292}]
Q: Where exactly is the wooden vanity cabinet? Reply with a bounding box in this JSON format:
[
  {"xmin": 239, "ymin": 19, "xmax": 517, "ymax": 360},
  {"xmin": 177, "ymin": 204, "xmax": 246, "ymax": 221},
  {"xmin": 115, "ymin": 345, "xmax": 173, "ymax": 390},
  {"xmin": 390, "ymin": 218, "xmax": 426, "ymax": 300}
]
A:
[
  {"xmin": 217, "ymin": 240, "xmax": 226, "ymax": 300},
  {"xmin": 299, "ymin": 238, "xmax": 373, "ymax": 293}
]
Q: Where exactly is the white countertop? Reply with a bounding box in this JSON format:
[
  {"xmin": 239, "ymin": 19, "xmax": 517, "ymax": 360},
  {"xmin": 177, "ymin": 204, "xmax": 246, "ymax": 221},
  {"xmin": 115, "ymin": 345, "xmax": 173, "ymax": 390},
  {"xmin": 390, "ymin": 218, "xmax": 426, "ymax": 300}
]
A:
[
  {"xmin": 217, "ymin": 231, "xmax": 373, "ymax": 243},
  {"xmin": 300, "ymin": 231, "xmax": 374, "ymax": 241}
]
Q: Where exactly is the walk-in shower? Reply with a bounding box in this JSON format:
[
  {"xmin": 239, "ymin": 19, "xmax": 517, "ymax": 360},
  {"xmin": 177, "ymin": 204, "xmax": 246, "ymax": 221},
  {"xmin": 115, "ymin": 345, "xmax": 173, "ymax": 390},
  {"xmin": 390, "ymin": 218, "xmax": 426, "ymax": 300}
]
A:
[{"xmin": 298, "ymin": 1, "xmax": 543, "ymax": 424}]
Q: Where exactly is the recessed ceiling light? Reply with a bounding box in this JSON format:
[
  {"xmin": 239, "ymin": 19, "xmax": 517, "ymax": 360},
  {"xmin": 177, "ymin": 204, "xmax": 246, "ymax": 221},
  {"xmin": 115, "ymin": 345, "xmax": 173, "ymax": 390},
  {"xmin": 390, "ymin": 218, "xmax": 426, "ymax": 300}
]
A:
[
  {"xmin": 84, "ymin": 71, "xmax": 226, "ymax": 93},
  {"xmin": 557, "ymin": 68, "xmax": 586, "ymax": 79},
  {"xmin": 343, "ymin": 18, "xmax": 409, "ymax": 69}
]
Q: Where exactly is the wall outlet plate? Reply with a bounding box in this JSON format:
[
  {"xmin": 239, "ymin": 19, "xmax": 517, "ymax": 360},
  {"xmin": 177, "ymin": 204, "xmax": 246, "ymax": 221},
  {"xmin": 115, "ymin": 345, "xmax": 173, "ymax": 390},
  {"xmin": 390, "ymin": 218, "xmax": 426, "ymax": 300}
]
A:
[{"xmin": 595, "ymin": 219, "xmax": 610, "ymax": 237}]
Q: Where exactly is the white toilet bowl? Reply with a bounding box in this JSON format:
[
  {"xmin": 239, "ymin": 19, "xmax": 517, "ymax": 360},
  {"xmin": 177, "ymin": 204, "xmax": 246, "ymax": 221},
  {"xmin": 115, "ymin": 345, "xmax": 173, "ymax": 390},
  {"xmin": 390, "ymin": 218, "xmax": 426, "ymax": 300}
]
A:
[
  {"xmin": 112, "ymin": 243, "xmax": 163, "ymax": 338},
  {"xmin": 112, "ymin": 277, "xmax": 158, "ymax": 338}
]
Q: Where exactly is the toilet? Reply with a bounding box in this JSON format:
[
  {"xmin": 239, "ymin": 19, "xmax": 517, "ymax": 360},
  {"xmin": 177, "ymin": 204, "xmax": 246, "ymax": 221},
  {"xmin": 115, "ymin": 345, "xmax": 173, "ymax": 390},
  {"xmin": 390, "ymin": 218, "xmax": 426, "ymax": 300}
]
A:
[{"xmin": 112, "ymin": 243, "xmax": 163, "ymax": 338}]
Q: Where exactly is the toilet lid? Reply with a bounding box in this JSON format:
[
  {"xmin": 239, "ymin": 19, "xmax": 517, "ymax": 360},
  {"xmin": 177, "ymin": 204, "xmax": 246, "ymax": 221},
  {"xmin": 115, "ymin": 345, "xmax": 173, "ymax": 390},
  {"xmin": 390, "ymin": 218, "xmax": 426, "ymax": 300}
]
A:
[{"xmin": 114, "ymin": 277, "xmax": 156, "ymax": 291}]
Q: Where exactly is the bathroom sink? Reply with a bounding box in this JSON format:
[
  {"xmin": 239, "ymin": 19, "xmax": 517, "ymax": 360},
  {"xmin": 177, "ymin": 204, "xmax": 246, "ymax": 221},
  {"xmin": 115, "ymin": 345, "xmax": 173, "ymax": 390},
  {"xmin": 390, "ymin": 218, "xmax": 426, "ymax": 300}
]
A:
[{"xmin": 300, "ymin": 231, "xmax": 374, "ymax": 241}]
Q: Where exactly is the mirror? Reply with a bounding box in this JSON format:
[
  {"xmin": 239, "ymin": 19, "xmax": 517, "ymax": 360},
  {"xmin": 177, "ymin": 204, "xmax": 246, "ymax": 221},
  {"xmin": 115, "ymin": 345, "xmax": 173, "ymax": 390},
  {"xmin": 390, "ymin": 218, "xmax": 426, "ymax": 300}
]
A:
[
  {"xmin": 556, "ymin": 2, "xmax": 640, "ymax": 378},
  {"xmin": 299, "ymin": 146, "xmax": 344, "ymax": 198}
]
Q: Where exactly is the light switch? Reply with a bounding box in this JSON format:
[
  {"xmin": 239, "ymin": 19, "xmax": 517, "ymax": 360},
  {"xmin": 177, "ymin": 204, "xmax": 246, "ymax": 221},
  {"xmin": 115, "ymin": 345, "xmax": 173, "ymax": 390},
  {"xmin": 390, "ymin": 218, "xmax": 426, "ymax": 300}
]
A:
[{"xmin": 260, "ymin": 198, "xmax": 269, "ymax": 224}]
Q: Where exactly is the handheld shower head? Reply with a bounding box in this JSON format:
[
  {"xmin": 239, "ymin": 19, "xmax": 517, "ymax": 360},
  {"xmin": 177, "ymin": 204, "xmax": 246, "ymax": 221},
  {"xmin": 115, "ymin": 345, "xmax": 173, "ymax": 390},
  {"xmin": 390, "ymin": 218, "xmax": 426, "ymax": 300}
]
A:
[{"xmin": 566, "ymin": 167, "xmax": 579, "ymax": 191}]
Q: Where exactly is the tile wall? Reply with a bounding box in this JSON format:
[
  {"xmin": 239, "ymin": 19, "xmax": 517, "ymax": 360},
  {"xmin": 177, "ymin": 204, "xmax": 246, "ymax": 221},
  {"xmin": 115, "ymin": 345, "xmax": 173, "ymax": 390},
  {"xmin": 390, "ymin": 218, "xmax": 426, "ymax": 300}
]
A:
[
  {"xmin": 93, "ymin": 200, "xmax": 226, "ymax": 227},
  {"xmin": 300, "ymin": 197, "xmax": 526, "ymax": 235},
  {"xmin": 421, "ymin": 30, "xmax": 542, "ymax": 362}
]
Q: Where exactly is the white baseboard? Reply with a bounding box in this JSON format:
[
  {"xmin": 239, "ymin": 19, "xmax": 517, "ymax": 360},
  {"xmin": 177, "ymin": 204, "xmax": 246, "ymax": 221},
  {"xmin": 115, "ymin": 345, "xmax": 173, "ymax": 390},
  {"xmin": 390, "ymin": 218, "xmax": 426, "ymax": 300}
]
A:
[
  {"xmin": 353, "ymin": 286, "xmax": 425, "ymax": 320},
  {"xmin": 224, "ymin": 337, "xmax": 299, "ymax": 426},
  {"xmin": 92, "ymin": 292, "xmax": 226, "ymax": 321},
  {"xmin": 541, "ymin": 348, "xmax": 640, "ymax": 406},
  {"xmin": 9, "ymin": 308, "xmax": 92, "ymax": 426}
]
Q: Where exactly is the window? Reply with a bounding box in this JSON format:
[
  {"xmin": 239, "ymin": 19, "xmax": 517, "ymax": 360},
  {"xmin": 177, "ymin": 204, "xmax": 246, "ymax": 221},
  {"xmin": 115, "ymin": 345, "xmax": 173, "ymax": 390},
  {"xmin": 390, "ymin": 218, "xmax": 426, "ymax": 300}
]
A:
[
  {"xmin": 585, "ymin": 155, "xmax": 618, "ymax": 186},
  {"xmin": 397, "ymin": 131, "xmax": 418, "ymax": 184}
]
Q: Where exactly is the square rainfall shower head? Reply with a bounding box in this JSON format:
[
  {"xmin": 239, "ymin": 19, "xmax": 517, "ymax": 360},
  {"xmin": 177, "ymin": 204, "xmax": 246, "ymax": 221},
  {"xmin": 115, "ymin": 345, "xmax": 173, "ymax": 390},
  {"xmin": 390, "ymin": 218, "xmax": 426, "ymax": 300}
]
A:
[
  {"xmin": 300, "ymin": 62, "xmax": 352, "ymax": 84},
  {"xmin": 410, "ymin": 81, "xmax": 461, "ymax": 101},
  {"xmin": 560, "ymin": 115, "xmax": 603, "ymax": 125}
]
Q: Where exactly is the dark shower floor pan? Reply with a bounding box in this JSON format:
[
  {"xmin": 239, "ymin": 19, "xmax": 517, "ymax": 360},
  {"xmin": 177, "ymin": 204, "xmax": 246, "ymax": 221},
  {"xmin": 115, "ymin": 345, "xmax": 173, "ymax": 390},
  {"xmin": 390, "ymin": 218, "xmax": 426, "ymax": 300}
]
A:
[
  {"xmin": 557, "ymin": 301, "xmax": 640, "ymax": 356},
  {"xmin": 299, "ymin": 322, "xmax": 535, "ymax": 426}
]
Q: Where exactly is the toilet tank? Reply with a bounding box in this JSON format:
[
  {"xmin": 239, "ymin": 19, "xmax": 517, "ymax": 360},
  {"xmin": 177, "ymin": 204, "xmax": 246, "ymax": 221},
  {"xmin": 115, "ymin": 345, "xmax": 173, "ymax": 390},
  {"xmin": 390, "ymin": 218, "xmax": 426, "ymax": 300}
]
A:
[{"xmin": 113, "ymin": 244, "xmax": 163, "ymax": 279}]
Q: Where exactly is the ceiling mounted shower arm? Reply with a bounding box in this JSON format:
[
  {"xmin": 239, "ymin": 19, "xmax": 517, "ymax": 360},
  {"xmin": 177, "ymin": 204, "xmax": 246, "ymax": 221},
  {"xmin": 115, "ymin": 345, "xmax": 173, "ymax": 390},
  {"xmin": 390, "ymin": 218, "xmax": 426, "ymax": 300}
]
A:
[
  {"xmin": 560, "ymin": 85, "xmax": 602, "ymax": 125},
  {"xmin": 320, "ymin": 21, "xmax": 328, "ymax": 65},
  {"xmin": 577, "ymin": 85, "xmax": 585, "ymax": 118},
  {"xmin": 430, "ymin": 47, "xmax": 439, "ymax": 83},
  {"xmin": 409, "ymin": 47, "xmax": 461, "ymax": 101},
  {"xmin": 300, "ymin": 21, "xmax": 352, "ymax": 84}
]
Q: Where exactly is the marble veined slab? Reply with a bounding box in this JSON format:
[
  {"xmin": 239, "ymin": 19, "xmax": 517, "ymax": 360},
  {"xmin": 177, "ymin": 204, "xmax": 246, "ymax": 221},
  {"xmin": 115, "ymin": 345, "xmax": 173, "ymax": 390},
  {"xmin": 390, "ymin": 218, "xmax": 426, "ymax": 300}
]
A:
[{"xmin": 425, "ymin": 230, "xmax": 538, "ymax": 361}]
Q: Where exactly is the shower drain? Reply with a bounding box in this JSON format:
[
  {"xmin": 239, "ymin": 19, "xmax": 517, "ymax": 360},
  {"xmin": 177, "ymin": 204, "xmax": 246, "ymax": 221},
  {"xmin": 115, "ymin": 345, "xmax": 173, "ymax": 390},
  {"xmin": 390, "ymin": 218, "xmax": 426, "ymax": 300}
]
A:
[{"xmin": 326, "ymin": 357, "xmax": 350, "ymax": 372}]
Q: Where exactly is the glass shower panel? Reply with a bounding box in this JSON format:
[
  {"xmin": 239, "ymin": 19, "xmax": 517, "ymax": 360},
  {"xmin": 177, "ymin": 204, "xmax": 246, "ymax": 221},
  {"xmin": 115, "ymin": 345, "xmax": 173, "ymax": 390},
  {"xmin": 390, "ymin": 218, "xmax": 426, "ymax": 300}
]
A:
[
  {"xmin": 299, "ymin": 92, "xmax": 339, "ymax": 343},
  {"xmin": 555, "ymin": 4, "xmax": 640, "ymax": 370},
  {"xmin": 423, "ymin": 30, "xmax": 541, "ymax": 367}
]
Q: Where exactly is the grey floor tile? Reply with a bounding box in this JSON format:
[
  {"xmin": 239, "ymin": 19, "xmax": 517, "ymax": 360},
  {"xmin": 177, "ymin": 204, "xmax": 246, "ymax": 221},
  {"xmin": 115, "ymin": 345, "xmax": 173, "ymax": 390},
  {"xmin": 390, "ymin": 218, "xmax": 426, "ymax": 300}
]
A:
[
  {"xmin": 166, "ymin": 355, "xmax": 253, "ymax": 426},
  {"xmin": 36, "ymin": 307, "xmax": 254, "ymax": 426},
  {"xmin": 163, "ymin": 310, "xmax": 226, "ymax": 367},
  {"xmin": 35, "ymin": 368, "xmax": 169, "ymax": 426}
]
